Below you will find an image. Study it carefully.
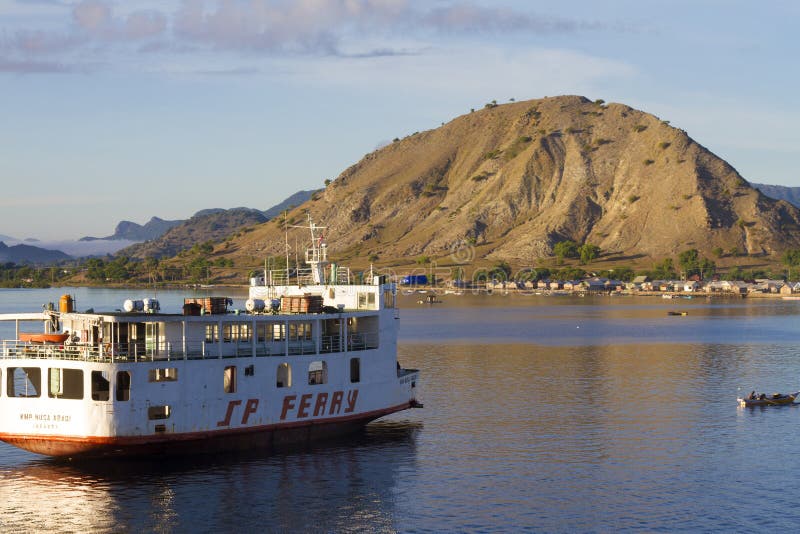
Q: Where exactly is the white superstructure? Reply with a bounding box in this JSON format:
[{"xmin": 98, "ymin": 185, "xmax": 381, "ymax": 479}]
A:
[{"xmin": 0, "ymin": 221, "xmax": 420, "ymax": 458}]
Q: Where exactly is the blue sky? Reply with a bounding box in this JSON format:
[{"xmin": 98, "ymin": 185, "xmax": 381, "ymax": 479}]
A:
[{"xmin": 1, "ymin": 0, "xmax": 798, "ymax": 240}]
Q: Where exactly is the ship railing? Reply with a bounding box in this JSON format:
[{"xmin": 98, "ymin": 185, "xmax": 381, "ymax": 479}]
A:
[
  {"xmin": 1, "ymin": 340, "xmax": 106, "ymax": 362},
  {"xmin": 1, "ymin": 332, "xmax": 380, "ymax": 363},
  {"xmin": 347, "ymin": 332, "xmax": 379, "ymax": 351},
  {"xmin": 267, "ymin": 268, "xmax": 315, "ymax": 286},
  {"xmin": 320, "ymin": 334, "xmax": 343, "ymax": 353},
  {"xmin": 287, "ymin": 340, "xmax": 318, "ymax": 355}
]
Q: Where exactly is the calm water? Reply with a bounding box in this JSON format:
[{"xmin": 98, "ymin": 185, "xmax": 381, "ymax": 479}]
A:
[{"xmin": 2, "ymin": 288, "xmax": 800, "ymax": 531}]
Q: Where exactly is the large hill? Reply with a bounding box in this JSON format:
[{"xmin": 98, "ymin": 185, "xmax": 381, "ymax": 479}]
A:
[{"xmin": 171, "ymin": 96, "xmax": 800, "ymax": 269}]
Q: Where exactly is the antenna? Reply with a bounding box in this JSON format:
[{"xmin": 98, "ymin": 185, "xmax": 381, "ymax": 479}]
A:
[{"xmin": 284, "ymin": 210, "xmax": 290, "ymax": 284}]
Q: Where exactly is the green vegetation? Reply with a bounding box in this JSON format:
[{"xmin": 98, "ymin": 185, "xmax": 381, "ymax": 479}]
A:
[
  {"xmin": 483, "ymin": 149, "xmax": 502, "ymax": 160},
  {"xmin": 649, "ymin": 258, "xmax": 677, "ymax": 279},
  {"xmin": 503, "ymin": 136, "xmax": 533, "ymax": 161},
  {"xmin": 553, "ymin": 240, "xmax": 579, "ymax": 264},
  {"xmin": 658, "ymin": 142, "xmax": 671, "ymax": 150},
  {"xmin": 643, "ymin": 159, "xmax": 655, "ymax": 166},
  {"xmin": 634, "ymin": 124, "xmax": 648, "ymax": 133},
  {"xmin": 578, "ymin": 243, "xmax": 601, "ymax": 265},
  {"xmin": 0, "ymin": 262, "xmax": 71, "ymax": 288},
  {"xmin": 628, "ymin": 194, "xmax": 640, "ymax": 204},
  {"xmin": 471, "ymin": 172, "xmax": 490, "ymax": 182}
]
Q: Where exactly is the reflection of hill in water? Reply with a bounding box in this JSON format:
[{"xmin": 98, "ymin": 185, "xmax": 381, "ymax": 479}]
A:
[{"xmin": 0, "ymin": 422, "xmax": 421, "ymax": 532}]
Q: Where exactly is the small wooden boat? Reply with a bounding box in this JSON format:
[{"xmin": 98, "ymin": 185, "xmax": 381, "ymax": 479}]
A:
[
  {"xmin": 738, "ymin": 392, "xmax": 800, "ymax": 407},
  {"xmin": 667, "ymin": 311, "xmax": 688, "ymax": 316},
  {"xmin": 19, "ymin": 332, "xmax": 70, "ymax": 344}
]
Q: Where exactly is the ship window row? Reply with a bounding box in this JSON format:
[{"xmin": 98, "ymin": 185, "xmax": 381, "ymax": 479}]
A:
[
  {"xmin": 1, "ymin": 359, "xmax": 361, "ymax": 400},
  {"xmin": 2, "ymin": 367, "xmax": 131, "ymax": 402}
]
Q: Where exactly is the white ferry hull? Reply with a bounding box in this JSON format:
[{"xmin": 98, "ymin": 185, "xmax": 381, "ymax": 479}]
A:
[{"xmin": 0, "ymin": 401, "xmax": 413, "ymax": 458}]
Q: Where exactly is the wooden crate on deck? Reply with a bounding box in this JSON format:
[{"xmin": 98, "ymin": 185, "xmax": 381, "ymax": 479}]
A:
[{"xmin": 280, "ymin": 295, "xmax": 323, "ymax": 314}]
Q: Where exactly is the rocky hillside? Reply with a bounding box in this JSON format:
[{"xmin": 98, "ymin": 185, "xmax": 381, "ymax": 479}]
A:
[
  {"xmin": 189, "ymin": 96, "xmax": 800, "ymax": 267},
  {"xmin": 120, "ymin": 208, "xmax": 268, "ymax": 259}
]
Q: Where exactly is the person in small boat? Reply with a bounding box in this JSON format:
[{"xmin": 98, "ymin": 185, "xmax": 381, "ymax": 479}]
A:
[
  {"xmin": 747, "ymin": 391, "xmax": 756, "ymax": 400},
  {"xmin": 759, "ymin": 393, "xmax": 767, "ymax": 400}
]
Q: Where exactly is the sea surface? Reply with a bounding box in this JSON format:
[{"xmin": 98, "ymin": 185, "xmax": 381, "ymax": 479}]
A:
[{"xmin": 2, "ymin": 288, "xmax": 800, "ymax": 532}]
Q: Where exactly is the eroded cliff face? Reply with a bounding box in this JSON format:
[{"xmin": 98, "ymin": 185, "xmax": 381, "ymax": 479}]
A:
[{"xmin": 229, "ymin": 95, "xmax": 800, "ymax": 264}]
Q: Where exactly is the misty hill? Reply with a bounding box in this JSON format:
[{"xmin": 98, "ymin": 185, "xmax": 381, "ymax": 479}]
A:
[
  {"xmin": 81, "ymin": 216, "xmax": 183, "ymax": 242},
  {"xmin": 119, "ymin": 208, "xmax": 269, "ymax": 259},
  {"xmin": 752, "ymin": 183, "xmax": 800, "ymax": 209},
  {"xmin": 0, "ymin": 241, "xmax": 71, "ymax": 264},
  {"xmin": 212, "ymin": 95, "xmax": 800, "ymax": 267}
]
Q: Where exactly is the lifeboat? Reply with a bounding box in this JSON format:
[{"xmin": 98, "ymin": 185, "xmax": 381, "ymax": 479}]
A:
[{"xmin": 18, "ymin": 332, "xmax": 70, "ymax": 344}]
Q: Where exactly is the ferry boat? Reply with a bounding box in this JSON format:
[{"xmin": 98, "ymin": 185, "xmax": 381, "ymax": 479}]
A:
[{"xmin": 0, "ymin": 220, "xmax": 420, "ymax": 458}]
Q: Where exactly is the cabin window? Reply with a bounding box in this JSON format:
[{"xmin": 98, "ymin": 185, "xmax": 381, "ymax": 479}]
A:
[
  {"xmin": 116, "ymin": 371, "xmax": 131, "ymax": 401},
  {"xmin": 289, "ymin": 322, "xmax": 312, "ymax": 341},
  {"xmin": 224, "ymin": 366, "xmax": 236, "ymax": 393},
  {"xmin": 256, "ymin": 324, "xmax": 266, "ymax": 343},
  {"xmin": 205, "ymin": 324, "xmax": 218, "ymax": 343},
  {"xmin": 91, "ymin": 371, "xmax": 110, "ymax": 401},
  {"xmin": 223, "ymin": 324, "xmax": 233, "ymax": 343},
  {"xmin": 277, "ymin": 363, "xmax": 291, "ymax": 388},
  {"xmin": 7, "ymin": 367, "xmax": 41, "ymax": 398},
  {"xmin": 148, "ymin": 405, "xmax": 170, "ymax": 420},
  {"xmin": 48, "ymin": 368, "xmax": 84, "ymax": 400},
  {"xmin": 239, "ymin": 323, "xmax": 251, "ymax": 342},
  {"xmin": 350, "ymin": 358, "xmax": 361, "ymax": 383},
  {"xmin": 272, "ymin": 323, "xmax": 285, "ymax": 341},
  {"xmin": 357, "ymin": 292, "xmax": 376, "ymax": 310},
  {"xmin": 384, "ymin": 289, "xmax": 395, "ymax": 308},
  {"xmin": 257, "ymin": 323, "xmax": 284, "ymax": 342},
  {"xmin": 308, "ymin": 361, "xmax": 327, "ymax": 385},
  {"xmin": 149, "ymin": 368, "xmax": 178, "ymax": 382}
]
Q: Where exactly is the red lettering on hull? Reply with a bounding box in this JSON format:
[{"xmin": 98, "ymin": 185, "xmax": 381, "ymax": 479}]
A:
[
  {"xmin": 217, "ymin": 400, "xmax": 242, "ymax": 427},
  {"xmin": 280, "ymin": 395, "xmax": 297, "ymax": 420},
  {"xmin": 219, "ymin": 399, "xmax": 260, "ymax": 427},
  {"xmin": 329, "ymin": 391, "xmax": 344, "ymax": 414},
  {"xmin": 280, "ymin": 390, "xmax": 359, "ymax": 420},
  {"xmin": 313, "ymin": 393, "xmax": 328, "ymax": 416},
  {"xmin": 242, "ymin": 399, "xmax": 259, "ymax": 424},
  {"xmin": 297, "ymin": 394, "xmax": 313, "ymax": 418}
]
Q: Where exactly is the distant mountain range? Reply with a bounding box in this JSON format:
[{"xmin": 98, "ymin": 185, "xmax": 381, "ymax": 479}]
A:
[
  {"xmin": 80, "ymin": 217, "xmax": 183, "ymax": 242},
  {"xmin": 0, "ymin": 189, "xmax": 318, "ymax": 264},
  {"xmin": 751, "ymin": 184, "xmax": 800, "ymax": 208},
  {"xmin": 0, "ymin": 241, "xmax": 70, "ymax": 264}
]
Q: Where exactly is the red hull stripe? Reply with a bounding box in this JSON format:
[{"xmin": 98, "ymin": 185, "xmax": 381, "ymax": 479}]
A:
[{"xmin": 0, "ymin": 401, "xmax": 413, "ymax": 457}]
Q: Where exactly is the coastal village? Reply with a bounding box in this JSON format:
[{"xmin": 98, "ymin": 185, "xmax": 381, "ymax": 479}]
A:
[{"xmin": 406, "ymin": 275, "xmax": 800, "ymax": 297}]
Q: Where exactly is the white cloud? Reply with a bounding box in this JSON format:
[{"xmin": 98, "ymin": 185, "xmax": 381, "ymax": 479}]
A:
[{"xmin": 1, "ymin": 0, "xmax": 604, "ymax": 66}]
